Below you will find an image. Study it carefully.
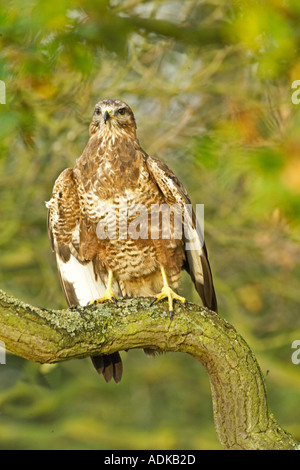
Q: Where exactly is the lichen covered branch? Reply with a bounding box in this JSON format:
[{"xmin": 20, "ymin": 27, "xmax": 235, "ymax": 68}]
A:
[{"xmin": 0, "ymin": 289, "xmax": 298, "ymax": 450}]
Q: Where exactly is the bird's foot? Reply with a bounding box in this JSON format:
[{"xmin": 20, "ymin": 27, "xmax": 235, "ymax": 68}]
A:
[
  {"xmin": 151, "ymin": 285, "xmax": 186, "ymax": 319},
  {"xmin": 89, "ymin": 270, "xmax": 117, "ymax": 305},
  {"xmin": 90, "ymin": 288, "xmax": 118, "ymax": 305}
]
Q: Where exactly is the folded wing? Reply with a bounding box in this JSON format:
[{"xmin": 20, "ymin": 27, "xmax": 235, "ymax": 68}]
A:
[{"xmin": 146, "ymin": 155, "xmax": 217, "ymax": 313}]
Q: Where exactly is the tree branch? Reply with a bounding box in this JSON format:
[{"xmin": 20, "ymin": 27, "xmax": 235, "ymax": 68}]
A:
[{"xmin": 0, "ymin": 289, "xmax": 298, "ymax": 450}]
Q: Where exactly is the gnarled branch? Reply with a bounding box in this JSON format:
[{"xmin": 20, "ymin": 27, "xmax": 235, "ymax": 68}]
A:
[{"xmin": 0, "ymin": 289, "xmax": 298, "ymax": 450}]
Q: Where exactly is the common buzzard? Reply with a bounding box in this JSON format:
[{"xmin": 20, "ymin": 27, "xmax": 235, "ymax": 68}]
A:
[{"xmin": 47, "ymin": 99, "xmax": 217, "ymax": 383}]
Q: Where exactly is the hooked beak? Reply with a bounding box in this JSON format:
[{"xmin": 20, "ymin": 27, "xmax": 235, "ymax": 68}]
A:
[{"xmin": 103, "ymin": 110, "xmax": 110, "ymax": 124}]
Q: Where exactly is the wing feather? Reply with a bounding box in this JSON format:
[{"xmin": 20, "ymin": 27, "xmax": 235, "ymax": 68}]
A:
[
  {"xmin": 47, "ymin": 167, "xmax": 123, "ymax": 383},
  {"xmin": 47, "ymin": 168, "xmax": 107, "ymax": 306},
  {"xmin": 146, "ymin": 155, "xmax": 217, "ymax": 312}
]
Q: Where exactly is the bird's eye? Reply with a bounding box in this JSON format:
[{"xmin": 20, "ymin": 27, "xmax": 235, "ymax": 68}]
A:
[
  {"xmin": 94, "ymin": 108, "xmax": 101, "ymax": 116},
  {"xmin": 118, "ymin": 108, "xmax": 126, "ymax": 115}
]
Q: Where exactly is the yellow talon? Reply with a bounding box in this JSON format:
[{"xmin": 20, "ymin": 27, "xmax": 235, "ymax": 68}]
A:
[
  {"xmin": 152, "ymin": 267, "xmax": 186, "ymax": 317},
  {"xmin": 89, "ymin": 270, "xmax": 117, "ymax": 305}
]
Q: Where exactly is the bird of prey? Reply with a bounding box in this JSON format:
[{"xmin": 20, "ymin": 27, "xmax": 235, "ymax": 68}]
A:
[{"xmin": 47, "ymin": 99, "xmax": 217, "ymax": 383}]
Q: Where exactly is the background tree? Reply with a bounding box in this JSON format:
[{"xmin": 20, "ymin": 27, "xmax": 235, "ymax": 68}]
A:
[{"xmin": 0, "ymin": 0, "xmax": 299, "ymax": 450}]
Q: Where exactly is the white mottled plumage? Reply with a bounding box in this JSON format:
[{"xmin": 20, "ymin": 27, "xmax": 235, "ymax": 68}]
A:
[{"xmin": 56, "ymin": 254, "xmax": 107, "ymax": 307}]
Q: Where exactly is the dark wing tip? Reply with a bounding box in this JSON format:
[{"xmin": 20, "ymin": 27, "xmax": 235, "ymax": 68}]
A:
[
  {"xmin": 202, "ymin": 249, "xmax": 218, "ymax": 313},
  {"xmin": 184, "ymin": 243, "xmax": 218, "ymax": 314},
  {"xmin": 208, "ymin": 284, "xmax": 218, "ymax": 313}
]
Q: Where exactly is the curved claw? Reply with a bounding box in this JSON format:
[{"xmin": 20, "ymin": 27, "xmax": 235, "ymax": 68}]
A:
[
  {"xmin": 150, "ymin": 297, "xmax": 157, "ymax": 307},
  {"xmin": 89, "ymin": 291, "xmax": 118, "ymax": 306},
  {"xmin": 150, "ymin": 284, "xmax": 186, "ymax": 318}
]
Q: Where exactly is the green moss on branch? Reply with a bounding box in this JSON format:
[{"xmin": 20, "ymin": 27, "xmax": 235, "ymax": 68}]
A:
[{"xmin": 0, "ymin": 289, "xmax": 298, "ymax": 450}]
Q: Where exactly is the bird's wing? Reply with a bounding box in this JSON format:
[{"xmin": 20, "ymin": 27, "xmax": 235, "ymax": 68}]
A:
[
  {"xmin": 47, "ymin": 168, "xmax": 123, "ymax": 383},
  {"xmin": 47, "ymin": 168, "xmax": 106, "ymax": 307},
  {"xmin": 146, "ymin": 155, "xmax": 217, "ymax": 312}
]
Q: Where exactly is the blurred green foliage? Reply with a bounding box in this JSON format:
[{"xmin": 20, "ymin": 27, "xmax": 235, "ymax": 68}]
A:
[{"xmin": 0, "ymin": 0, "xmax": 300, "ymax": 450}]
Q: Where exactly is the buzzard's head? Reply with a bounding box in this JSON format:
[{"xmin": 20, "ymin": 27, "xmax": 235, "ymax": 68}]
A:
[{"xmin": 89, "ymin": 99, "xmax": 137, "ymax": 138}]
